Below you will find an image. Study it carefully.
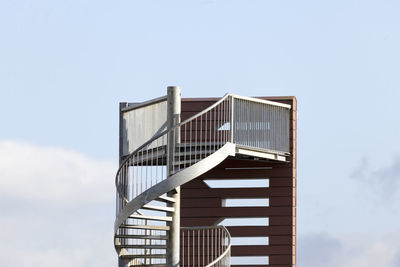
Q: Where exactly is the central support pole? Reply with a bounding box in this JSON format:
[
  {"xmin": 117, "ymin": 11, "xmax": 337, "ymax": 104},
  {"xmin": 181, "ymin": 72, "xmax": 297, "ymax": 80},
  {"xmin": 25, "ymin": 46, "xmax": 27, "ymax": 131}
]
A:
[{"xmin": 167, "ymin": 86, "xmax": 181, "ymax": 267}]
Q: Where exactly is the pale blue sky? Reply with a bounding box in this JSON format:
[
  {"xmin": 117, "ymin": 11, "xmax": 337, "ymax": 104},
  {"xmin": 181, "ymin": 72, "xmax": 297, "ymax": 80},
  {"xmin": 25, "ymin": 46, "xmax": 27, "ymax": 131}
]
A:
[{"xmin": 1, "ymin": 1, "xmax": 400, "ymax": 266}]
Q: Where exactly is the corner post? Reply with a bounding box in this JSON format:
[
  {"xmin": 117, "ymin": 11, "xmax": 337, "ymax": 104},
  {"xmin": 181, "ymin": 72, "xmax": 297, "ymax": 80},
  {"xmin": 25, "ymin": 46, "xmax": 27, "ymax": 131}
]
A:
[
  {"xmin": 167, "ymin": 86, "xmax": 181, "ymax": 267},
  {"xmin": 230, "ymin": 96, "xmax": 235, "ymax": 143}
]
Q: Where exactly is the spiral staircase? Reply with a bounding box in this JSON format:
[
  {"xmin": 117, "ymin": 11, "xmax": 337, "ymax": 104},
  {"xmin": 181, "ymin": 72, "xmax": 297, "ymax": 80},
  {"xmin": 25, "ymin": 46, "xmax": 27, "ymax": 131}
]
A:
[{"xmin": 114, "ymin": 93, "xmax": 291, "ymax": 267}]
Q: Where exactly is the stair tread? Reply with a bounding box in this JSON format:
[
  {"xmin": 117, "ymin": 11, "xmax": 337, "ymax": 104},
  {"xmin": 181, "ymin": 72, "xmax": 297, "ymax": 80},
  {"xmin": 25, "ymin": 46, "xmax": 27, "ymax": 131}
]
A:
[
  {"xmin": 129, "ymin": 214, "xmax": 172, "ymax": 222},
  {"xmin": 116, "ymin": 244, "xmax": 167, "ymax": 249},
  {"xmin": 116, "ymin": 234, "xmax": 168, "ymax": 240},
  {"xmin": 142, "ymin": 205, "xmax": 174, "ymax": 213},
  {"xmin": 120, "ymin": 254, "xmax": 166, "ymax": 259},
  {"xmin": 155, "ymin": 195, "xmax": 175, "ymax": 203},
  {"xmin": 120, "ymin": 224, "xmax": 170, "ymax": 231}
]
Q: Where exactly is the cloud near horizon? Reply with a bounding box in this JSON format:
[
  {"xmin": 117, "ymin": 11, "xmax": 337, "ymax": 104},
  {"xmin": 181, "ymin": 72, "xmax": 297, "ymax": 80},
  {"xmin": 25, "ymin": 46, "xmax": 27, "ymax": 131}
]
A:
[
  {"xmin": 298, "ymin": 232, "xmax": 400, "ymax": 267},
  {"xmin": 0, "ymin": 140, "xmax": 117, "ymax": 267}
]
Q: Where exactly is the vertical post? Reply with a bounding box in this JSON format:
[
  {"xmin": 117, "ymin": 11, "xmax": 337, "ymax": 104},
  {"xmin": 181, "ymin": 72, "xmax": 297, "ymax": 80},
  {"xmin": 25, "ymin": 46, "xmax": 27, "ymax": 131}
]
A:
[
  {"xmin": 229, "ymin": 96, "xmax": 235, "ymax": 143},
  {"xmin": 118, "ymin": 102, "xmax": 129, "ymax": 267},
  {"xmin": 167, "ymin": 86, "xmax": 181, "ymax": 267}
]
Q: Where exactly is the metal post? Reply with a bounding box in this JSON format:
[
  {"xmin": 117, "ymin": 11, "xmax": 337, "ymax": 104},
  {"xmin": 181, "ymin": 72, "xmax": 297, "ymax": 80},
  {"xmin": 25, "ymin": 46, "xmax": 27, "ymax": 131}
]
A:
[
  {"xmin": 229, "ymin": 96, "xmax": 235, "ymax": 143},
  {"xmin": 167, "ymin": 86, "xmax": 181, "ymax": 267},
  {"xmin": 118, "ymin": 102, "xmax": 129, "ymax": 267}
]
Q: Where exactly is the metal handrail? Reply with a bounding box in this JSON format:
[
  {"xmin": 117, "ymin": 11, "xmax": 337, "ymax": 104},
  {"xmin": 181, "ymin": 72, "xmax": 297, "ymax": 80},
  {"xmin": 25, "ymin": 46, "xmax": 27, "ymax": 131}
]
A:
[
  {"xmin": 116, "ymin": 93, "xmax": 229, "ymax": 177},
  {"xmin": 115, "ymin": 93, "xmax": 231, "ymax": 203},
  {"xmin": 115, "ymin": 93, "xmax": 291, "ymax": 202},
  {"xmin": 181, "ymin": 225, "xmax": 231, "ymax": 267}
]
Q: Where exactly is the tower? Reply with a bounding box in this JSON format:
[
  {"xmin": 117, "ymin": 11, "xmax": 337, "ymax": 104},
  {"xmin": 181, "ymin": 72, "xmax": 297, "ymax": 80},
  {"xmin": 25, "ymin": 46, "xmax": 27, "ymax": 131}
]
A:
[{"xmin": 115, "ymin": 88, "xmax": 297, "ymax": 267}]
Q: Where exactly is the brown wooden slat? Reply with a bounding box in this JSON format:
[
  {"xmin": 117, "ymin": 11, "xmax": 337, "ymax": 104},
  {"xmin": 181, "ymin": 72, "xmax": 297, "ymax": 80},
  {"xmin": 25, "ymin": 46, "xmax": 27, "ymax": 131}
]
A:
[
  {"xmin": 181, "ymin": 207, "xmax": 293, "ymax": 218},
  {"xmin": 231, "ymin": 245, "xmax": 292, "ymax": 255},
  {"xmin": 227, "ymin": 226, "xmax": 293, "ymax": 236},
  {"xmin": 199, "ymin": 169, "xmax": 292, "ymax": 179},
  {"xmin": 181, "ymin": 218, "xmax": 219, "ymax": 226},
  {"xmin": 180, "ymin": 198, "xmax": 221, "ymax": 208},
  {"xmin": 269, "ymin": 236, "xmax": 294, "ymax": 245},
  {"xmin": 269, "ymin": 255, "xmax": 293, "ymax": 264},
  {"xmin": 269, "ymin": 216, "xmax": 294, "ymax": 226},
  {"xmin": 186, "ymin": 177, "xmax": 293, "ymax": 188},
  {"xmin": 181, "ymin": 187, "xmax": 293, "ymax": 198}
]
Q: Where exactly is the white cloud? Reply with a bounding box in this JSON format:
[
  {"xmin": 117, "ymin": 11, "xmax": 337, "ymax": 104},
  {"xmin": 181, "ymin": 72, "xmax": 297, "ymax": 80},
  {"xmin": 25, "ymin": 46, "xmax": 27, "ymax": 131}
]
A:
[
  {"xmin": 351, "ymin": 156, "xmax": 400, "ymax": 201},
  {"xmin": 298, "ymin": 232, "xmax": 400, "ymax": 267},
  {"xmin": 0, "ymin": 140, "xmax": 116, "ymax": 203},
  {"xmin": 0, "ymin": 140, "xmax": 117, "ymax": 267}
]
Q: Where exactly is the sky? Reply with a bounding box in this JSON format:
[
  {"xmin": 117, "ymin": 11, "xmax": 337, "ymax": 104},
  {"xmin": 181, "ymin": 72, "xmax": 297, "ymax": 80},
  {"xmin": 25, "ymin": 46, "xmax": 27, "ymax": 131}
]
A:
[{"xmin": 1, "ymin": 0, "xmax": 400, "ymax": 266}]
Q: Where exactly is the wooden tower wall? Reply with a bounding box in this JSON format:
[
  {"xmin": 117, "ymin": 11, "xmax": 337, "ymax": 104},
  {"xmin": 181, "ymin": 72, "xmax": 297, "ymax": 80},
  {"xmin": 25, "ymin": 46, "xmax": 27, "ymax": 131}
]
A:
[{"xmin": 180, "ymin": 97, "xmax": 297, "ymax": 267}]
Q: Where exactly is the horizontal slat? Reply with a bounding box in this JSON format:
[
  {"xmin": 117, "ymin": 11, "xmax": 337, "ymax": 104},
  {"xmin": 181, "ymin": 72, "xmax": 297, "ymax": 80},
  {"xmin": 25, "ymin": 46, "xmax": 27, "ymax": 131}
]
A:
[
  {"xmin": 227, "ymin": 226, "xmax": 294, "ymax": 236},
  {"xmin": 181, "ymin": 198, "xmax": 221, "ymax": 208},
  {"xmin": 199, "ymin": 168, "xmax": 292, "ymax": 179},
  {"xmin": 231, "ymin": 245, "xmax": 292, "ymax": 255},
  {"xmin": 181, "ymin": 188, "xmax": 292, "ymax": 198},
  {"xmin": 181, "ymin": 207, "xmax": 293, "ymax": 217}
]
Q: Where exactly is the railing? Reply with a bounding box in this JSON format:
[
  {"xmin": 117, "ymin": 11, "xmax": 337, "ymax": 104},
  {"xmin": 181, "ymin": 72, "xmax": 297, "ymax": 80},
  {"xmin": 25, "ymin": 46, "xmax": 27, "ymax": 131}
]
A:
[
  {"xmin": 115, "ymin": 94, "xmax": 291, "ymax": 205},
  {"xmin": 231, "ymin": 95, "xmax": 291, "ymax": 154},
  {"xmin": 115, "ymin": 94, "xmax": 231, "ymax": 207},
  {"xmin": 181, "ymin": 226, "xmax": 231, "ymax": 267}
]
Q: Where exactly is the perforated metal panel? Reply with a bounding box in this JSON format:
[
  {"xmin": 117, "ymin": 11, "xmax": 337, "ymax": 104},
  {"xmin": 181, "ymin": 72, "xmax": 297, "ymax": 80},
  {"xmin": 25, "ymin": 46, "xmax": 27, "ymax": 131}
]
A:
[{"xmin": 121, "ymin": 100, "xmax": 168, "ymax": 156}]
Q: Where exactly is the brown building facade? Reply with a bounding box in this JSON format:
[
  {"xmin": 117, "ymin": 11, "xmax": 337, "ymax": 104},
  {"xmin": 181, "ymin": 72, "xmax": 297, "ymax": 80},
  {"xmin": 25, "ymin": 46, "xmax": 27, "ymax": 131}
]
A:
[{"xmin": 180, "ymin": 97, "xmax": 297, "ymax": 267}]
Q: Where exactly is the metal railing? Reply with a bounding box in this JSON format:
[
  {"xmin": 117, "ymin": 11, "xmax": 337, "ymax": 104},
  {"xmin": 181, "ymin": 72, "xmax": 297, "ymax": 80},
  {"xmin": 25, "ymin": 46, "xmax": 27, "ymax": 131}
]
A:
[
  {"xmin": 181, "ymin": 226, "xmax": 231, "ymax": 267},
  {"xmin": 116, "ymin": 94, "xmax": 290, "ymax": 205},
  {"xmin": 115, "ymin": 94, "xmax": 231, "ymax": 206},
  {"xmin": 231, "ymin": 95, "xmax": 291, "ymax": 154}
]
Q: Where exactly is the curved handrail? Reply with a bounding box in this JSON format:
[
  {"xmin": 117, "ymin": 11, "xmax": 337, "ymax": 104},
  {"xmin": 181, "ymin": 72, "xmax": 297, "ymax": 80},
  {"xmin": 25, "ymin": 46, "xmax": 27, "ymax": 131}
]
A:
[
  {"xmin": 180, "ymin": 225, "xmax": 232, "ymax": 267},
  {"xmin": 114, "ymin": 142, "xmax": 235, "ymax": 232},
  {"xmin": 116, "ymin": 94, "xmax": 229, "ymax": 180},
  {"xmin": 115, "ymin": 93, "xmax": 231, "ymax": 203},
  {"xmin": 205, "ymin": 226, "xmax": 231, "ymax": 267}
]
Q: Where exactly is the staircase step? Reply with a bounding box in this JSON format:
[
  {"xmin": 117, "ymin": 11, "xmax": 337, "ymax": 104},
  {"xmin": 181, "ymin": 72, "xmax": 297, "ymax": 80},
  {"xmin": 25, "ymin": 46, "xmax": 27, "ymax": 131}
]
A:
[
  {"xmin": 120, "ymin": 224, "xmax": 170, "ymax": 231},
  {"xmin": 129, "ymin": 265, "xmax": 166, "ymax": 267},
  {"xmin": 116, "ymin": 244, "xmax": 167, "ymax": 249},
  {"xmin": 129, "ymin": 214, "xmax": 172, "ymax": 222},
  {"xmin": 120, "ymin": 254, "xmax": 166, "ymax": 259},
  {"xmin": 116, "ymin": 234, "xmax": 168, "ymax": 240},
  {"xmin": 141, "ymin": 205, "xmax": 175, "ymax": 213},
  {"xmin": 155, "ymin": 195, "xmax": 175, "ymax": 203}
]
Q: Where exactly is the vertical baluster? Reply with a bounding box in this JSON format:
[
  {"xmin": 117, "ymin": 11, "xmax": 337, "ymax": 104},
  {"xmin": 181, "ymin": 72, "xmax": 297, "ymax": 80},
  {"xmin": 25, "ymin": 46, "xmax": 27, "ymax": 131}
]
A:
[
  {"xmin": 198, "ymin": 230, "xmax": 200, "ymax": 267},
  {"xmin": 202, "ymin": 229, "xmax": 205, "ymax": 266},
  {"xmin": 200, "ymin": 114, "xmax": 202, "ymax": 160},
  {"xmin": 182, "ymin": 230, "xmax": 185, "ymax": 267},
  {"xmin": 184, "ymin": 124, "xmax": 187, "ymax": 170},
  {"xmin": 192, "ymin": 230, "xmax": 195, "ymax": 267}
]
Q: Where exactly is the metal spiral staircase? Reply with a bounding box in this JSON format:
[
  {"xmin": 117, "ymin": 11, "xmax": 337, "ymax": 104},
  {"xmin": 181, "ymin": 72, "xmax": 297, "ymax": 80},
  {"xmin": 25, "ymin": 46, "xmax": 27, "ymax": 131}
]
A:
[{"xmin": 114, "ymin": 92, "xmax": 291, "ymax": 267}]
